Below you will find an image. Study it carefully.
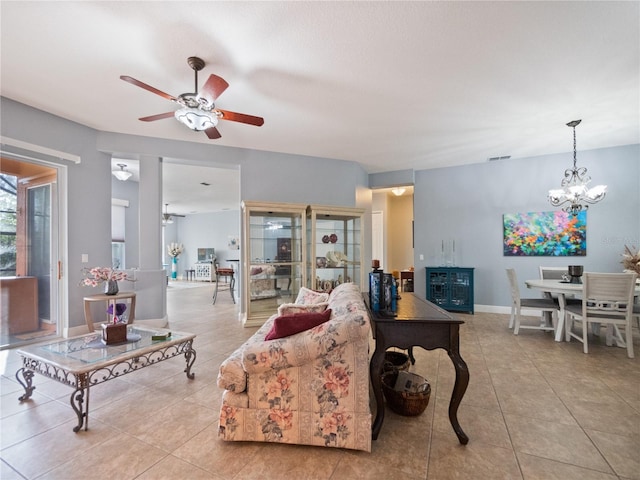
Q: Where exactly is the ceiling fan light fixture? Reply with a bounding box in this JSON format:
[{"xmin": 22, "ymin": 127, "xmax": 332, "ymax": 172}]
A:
[
  {"xmin": 112, "ymin": 163, "xmax": 132, "ymax": 181},
  {"xmin": 162, "ymin": 203, "xmax": 174, "ymax": 225},
  {"xmin": 391, "ymin": 187, "xmax": 406, "ymax": 196},
  {"xmin": 174, "ymin": 107, "xmax": 218, "ymax": 131}
]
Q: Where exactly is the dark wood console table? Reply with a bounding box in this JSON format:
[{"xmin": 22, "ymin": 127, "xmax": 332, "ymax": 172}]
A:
[{"xmin": 366, "ymin": 292, "xmax": 469, "ymax": 444}]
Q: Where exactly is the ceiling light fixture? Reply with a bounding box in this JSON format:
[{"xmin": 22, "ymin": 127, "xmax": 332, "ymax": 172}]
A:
[
  {"xmin": 112, "ymin": 163, "xmax": 132, "ymax": 181},
  {"xmin": 174, "ymin": 93, "xmax": 219, "ymax": 131},
  {"xmin": 162, "ymin": 203, "xmax": 174, "ymax": 225},
  {"xmin": 548, "ymin": 119, "xmax": 606, "ymax": 216},
  {"xmin": 391, "ymin": 188, "xmax": 406, "ymax": 196}
]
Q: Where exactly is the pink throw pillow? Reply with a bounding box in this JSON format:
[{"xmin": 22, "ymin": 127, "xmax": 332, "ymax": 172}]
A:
[
  {"xmin": 265, "ymin": 309, "xmax": 332, "ymax": 341},
  {"xmin": 277, "ymin": 302, "xmax": 329, "ymax": 316},
  {"xmin": 294, "ymin": 287, "xmax": 330, "ymax": 305}
]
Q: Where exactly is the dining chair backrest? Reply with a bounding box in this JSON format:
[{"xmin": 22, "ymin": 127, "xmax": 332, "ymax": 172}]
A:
[
  {"xmin": 539, "ymin": 266, "xmax": 568, "ymax": 281},
  {"xmin": 581, "ymin": 272, "xmax": 636, "ymax": 319},
  {"xmin": 506, "ymin": 268, "xmax": 520, "ymax": 304}
]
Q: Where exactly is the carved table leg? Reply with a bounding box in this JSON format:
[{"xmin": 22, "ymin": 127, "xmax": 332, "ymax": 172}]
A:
[
  {"xmin": 370, "ymin": 342, "xmax": 386, "ymax": 440},
  {"xmin": 184, "ymin": 341, "xmax": 196, "ymax": 379},
  {"xmin": 16, "ymin": 367, "xmax": 35, "ymax": 401},
  {"xmin": 70, "ymin": 373, "xmax": 89, "ymax": 433},
  {"xmin": 448, "ymin": 349, "xmax": 470, "ymax": 444}
]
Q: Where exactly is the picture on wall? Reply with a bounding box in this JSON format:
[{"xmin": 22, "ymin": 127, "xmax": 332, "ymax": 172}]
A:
[{"xmin": 503, "ymin": 211, "xmax": 587, "ymax": 256}]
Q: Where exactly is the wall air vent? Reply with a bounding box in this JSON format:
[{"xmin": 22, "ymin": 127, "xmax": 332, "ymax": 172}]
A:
[{"xmin": 488, "ymin": 156, "xmax": 511, "ymax": 162}]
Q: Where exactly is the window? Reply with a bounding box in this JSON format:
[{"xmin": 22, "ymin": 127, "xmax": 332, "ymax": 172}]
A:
[{"xmin": 0, "ymin": 173, "xmax": 18, "ymax": 276}]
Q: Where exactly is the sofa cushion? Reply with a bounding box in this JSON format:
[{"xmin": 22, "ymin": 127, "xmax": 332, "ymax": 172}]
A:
[
  {"xmin": 277, "ymin": 302, "xmax": 329, "ymax": 316},
  {"xmin": 265, "ymin": 309, "xmax": 332, "ymax": 340},
  {"xmin": 295, "ymin": 287, "xmax": 330, "ymax": 305}
]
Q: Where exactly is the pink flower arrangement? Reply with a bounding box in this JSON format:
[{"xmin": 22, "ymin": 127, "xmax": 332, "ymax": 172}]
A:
[{"xmin": 80, "ymin": 267, "xmax": 133, "ymax": 287}]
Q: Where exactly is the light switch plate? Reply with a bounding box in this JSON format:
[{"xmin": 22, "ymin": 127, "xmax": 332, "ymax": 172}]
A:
[{"xmin": 81, "ymin": 254, "xmax": 89, "ymax": 263}]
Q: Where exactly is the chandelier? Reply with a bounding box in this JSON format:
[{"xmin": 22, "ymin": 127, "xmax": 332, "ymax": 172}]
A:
[{"xmin": 548, "ymin": 119, "xmax": 606, "ymax": 215}]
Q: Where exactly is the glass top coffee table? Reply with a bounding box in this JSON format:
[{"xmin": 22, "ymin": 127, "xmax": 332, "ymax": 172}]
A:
[{"xmin": 15, "ymin": 326, "xmax": 196, "ymax": 432}]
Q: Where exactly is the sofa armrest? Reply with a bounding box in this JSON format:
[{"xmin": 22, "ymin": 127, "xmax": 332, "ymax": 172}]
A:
[{"xmin": 242, "ymin": 311, "xmax": 370, "ymax": 374}]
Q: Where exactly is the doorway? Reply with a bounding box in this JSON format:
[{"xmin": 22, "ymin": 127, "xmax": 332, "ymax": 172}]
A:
[{"xmin": 1, "ymin": 157, "xmax": 59, "ymax": 348}]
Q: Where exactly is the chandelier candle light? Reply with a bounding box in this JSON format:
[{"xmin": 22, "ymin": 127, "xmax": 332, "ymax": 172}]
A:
[
  {"xmin": 548, "ymin": 119, "xmax": 607, "ymax": 216},
  {"xmin": 167, "ymin": 243, "xmax": 184, "ymax": 279}
]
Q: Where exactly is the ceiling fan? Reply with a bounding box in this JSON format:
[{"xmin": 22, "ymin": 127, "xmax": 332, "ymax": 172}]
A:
[
  {"xmin": 162, "ymin": 204, "xmax": 185, "ymax": 225},
  {"xmin": 121, "ymin": 56, "xmax": 264, "ymax": 139}
]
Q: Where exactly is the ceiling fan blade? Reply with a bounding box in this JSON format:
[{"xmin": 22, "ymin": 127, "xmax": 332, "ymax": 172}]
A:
[
  {"xmin": 205, "ymin": 126, "xmax": 222, "ymax": 139},
  {"xmin": 200, "ymin": 74, "xmax": 229, "ymax": 103},
  {"xmin": 139, "ymin": 112, "xmax": 176, "ymax": 122},
  {"xmin": 120, "ymin": 75, "xmax": 176, "ymax": 102},
  {"xmin": 217, "ymin": 109, "xmax": 264, "ymax": 127}
]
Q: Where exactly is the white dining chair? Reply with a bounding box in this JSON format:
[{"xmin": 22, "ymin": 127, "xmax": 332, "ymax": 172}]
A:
[
  {"xmin": 539, "ymin": 266, "xmax": 583, "ymax": 330},
  {"xmin": 506, "ymin": 268, "xmax": 559, "ymax": 335},
  {"xmin": 565, "ymin": 272, "xmax": 637, "ymax": 358}
]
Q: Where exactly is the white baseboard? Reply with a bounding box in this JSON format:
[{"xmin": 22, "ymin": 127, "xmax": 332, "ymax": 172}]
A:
[{"xmin": 474, "ymin": 304, "xmax": 511, "ymax": 315}]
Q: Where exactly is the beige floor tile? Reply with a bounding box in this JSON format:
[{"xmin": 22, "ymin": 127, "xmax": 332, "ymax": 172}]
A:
[
  {"xmin": 2, "ymin": 289, "xmax": 639, "ymax": 480},
  {"xmin": 172, "ymin": 424, "xmax": 264, "ymax": 478},
  {"xmin": 504, "ymin": 414, "xmax": 613, "ymax": 474},
  {"xmin": 432, "ymin": 399, "xmax": 511, "ymax": 449},
  {"xmin": 0, "ymin": 398, "xmax": 72, "ymax": 449},
  {"xmin": 36, "ymin": 432, "xmax": 168, "ymax": 480},
  {"xmin": 1, "ymin": 418, "xmax": 119, "ymax": 478},
  {"xmin": 122, "ymin": 400, "xmax": 217, "ymax": 452},
  {"xmin": 517, "ymin": 453, "xmax": 618, "ymax": 480},
  {"xmin": 90, "ymin": 384, "xmax": 183, "ymax": 430},
  {"xmin": 333, "ymin": 452, "xmax": 424, "ymax": 480},
  {"xmin": 564, "ymin": 397, "xmax": 640, "ymax": 437},
  {"xmin": 427, "ymin": 431, "xmax": 522, "ymax": 480},
  {"xmin": 136, "ymin": 454, "xmax": 224, "ymax": 480},
  {"xmin": 233, "ymin": 442, "xmax": 344, "ymax": 480},
  {"xmin": 587, "ymin": 429, "xmax": 640, "ymax": 479},
  {"xmin": 1, "ymin": 387, "xmax": 54, "ymax": 419}
]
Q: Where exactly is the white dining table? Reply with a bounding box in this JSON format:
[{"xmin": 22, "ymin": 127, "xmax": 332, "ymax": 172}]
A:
[{"xmin": 525, "ymin": 278, "xmax": 640, "ymax": 343}]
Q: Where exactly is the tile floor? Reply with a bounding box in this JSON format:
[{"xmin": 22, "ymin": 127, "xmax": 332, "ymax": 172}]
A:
[{"xmin": 1, "ymin": 284, "xmax": 638, "ymax": 479}]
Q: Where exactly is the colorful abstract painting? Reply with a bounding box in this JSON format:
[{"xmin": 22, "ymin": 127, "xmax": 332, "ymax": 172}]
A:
[{"xmin": 503, "ymin": 211, "xmax": 586, "ymax": 256}]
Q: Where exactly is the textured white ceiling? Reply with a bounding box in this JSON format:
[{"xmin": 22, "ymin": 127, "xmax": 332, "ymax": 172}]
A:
[{"xmin": 3, "ymin": 1, "xmax": 639, "ymax": 214}]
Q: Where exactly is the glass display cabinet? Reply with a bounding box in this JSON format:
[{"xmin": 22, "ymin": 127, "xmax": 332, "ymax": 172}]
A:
[
  {"xmin": 242, "ymin": 201, "xmax": 307, "ymax": 326},
  {"xmin": 306, "ymin": 205, "xmax": 364, "ymax": 293}
]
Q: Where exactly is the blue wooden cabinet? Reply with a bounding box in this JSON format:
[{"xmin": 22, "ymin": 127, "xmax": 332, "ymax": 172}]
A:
[{"xmin": 425, "ymin": 267, "xmax": 474, "ymax": 314}]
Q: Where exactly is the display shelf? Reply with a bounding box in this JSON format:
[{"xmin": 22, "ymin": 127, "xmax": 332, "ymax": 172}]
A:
[{"xmin": 306, "ymin": 205, "xmax": 364, "ymax": 292}]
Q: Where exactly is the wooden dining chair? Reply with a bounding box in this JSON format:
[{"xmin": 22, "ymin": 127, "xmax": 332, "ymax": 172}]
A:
[
  {"xmin": 506, "ymin": 268, "xmax": 559, "ymax": 335},
  {"xmin": 565, "ymin": 272, "xmax": 637, "ymax": 358}
]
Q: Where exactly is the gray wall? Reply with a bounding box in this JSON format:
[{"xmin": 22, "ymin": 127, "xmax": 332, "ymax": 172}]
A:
[
  {"xmin": 177, "ymin": 210, "xmax": 241, "ymax": 270},
  {"xmin": 3, "ymin": 96, "xmax": 638, "ymax": 323},
  {"xmin": 412, "ymin": 144, "xmax": 640, "ymax": 309},
  {"xmin": 1, "ymin": 97, "xmax": 369, "ymax": 330}
]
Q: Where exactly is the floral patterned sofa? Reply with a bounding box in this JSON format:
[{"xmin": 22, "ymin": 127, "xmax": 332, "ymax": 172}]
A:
[{"xmin": 217, "ymin": 282, "xmax": 372, "ymax": 452}]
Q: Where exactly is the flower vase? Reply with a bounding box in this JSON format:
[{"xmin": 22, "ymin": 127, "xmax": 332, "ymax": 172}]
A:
[
  {"xmin": 172, "ymin": 257, "xmax": 178, "ymax": 279},
  {"xmin": 104, "ymin": 280, "xmax": 119, "ymax": 296}
]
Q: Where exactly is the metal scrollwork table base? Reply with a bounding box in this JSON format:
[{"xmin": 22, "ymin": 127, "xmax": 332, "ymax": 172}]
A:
[{"xmin": 16, "ymin": 326, "xmax": 196, "ymax": 433}]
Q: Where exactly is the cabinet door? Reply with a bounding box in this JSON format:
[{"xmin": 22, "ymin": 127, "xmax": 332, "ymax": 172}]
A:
[
  {"xmin": 449, "ymin": 269, "xmax": 472, "ymax": 309},
  {"xmin": 243, "ymin": 202, "xmax": 307, "ymax": 326},
  {"xmin": 427, "ymin": 269, "xmax": 450, "ymax": 307}
]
